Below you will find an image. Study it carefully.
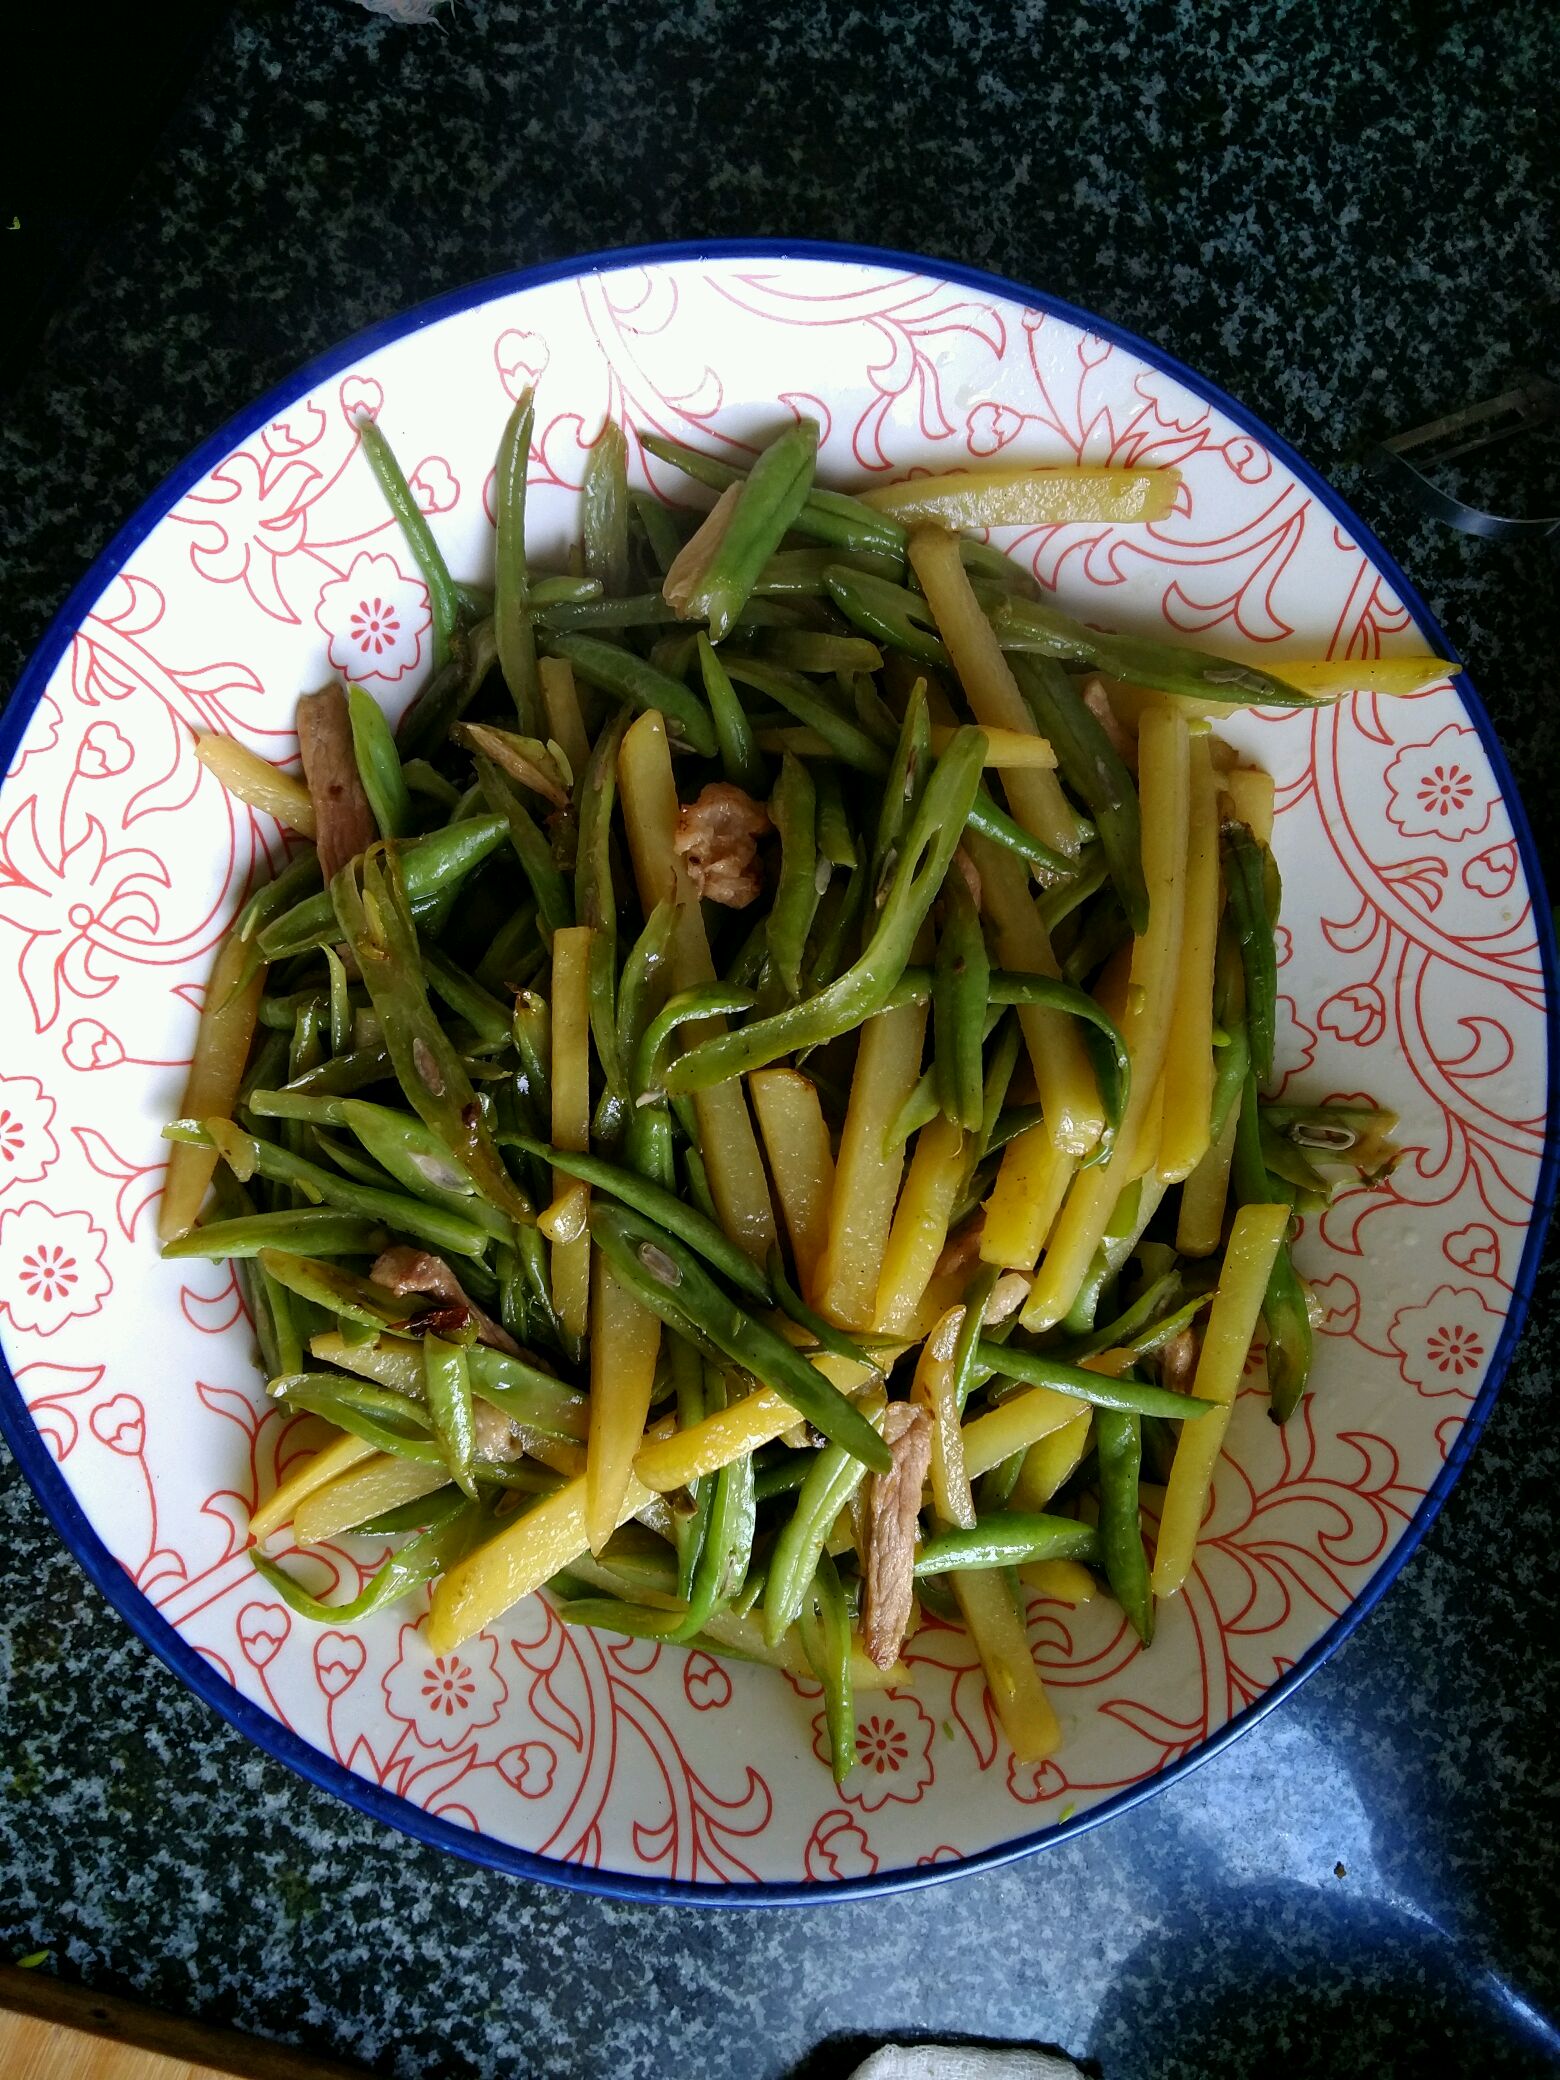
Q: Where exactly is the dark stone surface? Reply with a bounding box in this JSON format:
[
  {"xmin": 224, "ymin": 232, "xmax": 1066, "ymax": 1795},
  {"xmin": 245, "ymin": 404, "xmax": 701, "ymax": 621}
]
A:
[{"xmin": 2, "ymin": 3, "xmax": 1556, "ymax": 2075}]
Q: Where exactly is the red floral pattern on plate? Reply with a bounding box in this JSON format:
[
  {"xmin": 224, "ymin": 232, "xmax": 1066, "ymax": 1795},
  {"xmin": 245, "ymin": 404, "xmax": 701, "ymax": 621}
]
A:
[{"xmin": 0, "ymin": 256, "xmax": 1545, "ymax": 1889}]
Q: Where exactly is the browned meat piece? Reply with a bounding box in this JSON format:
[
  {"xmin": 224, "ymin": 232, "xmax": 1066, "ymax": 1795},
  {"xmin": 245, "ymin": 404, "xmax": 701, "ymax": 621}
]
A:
[
  {"xmin": 1159, "ymin": 1325, "xmax": 1199, "ymax": 1396},
  {"xmin": 934, "ymin": 1212, "xmax": 985, "ymax": 1282},
  {"xmin": 862, "ymin": 1401, "xmax": 933, "ymax": 1671},
  {"xmin": 297, "ymin": 683, "xmax": 378, "ymax": 881},
  {"xmin": 370, "ymin": 1245, "xmax": 523, "ymax": 1357},
  {"xmin": 673, "ymin": 782, "xmax": 772, "ymax": 908}
]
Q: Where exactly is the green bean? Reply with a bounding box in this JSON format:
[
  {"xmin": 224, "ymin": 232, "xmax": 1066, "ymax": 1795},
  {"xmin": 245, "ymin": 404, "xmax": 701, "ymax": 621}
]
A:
[
  {"xmin": 356, "ymin": 415, "xmax": 462, "ymax": 676},
  {"xmin": 749, "ymin": 548, "xmax": 836, "ymax": 595},
  {"xmin": 1013, "ymin": 656, "xmax": 1146, "ymax": 934},
  {"xmin": 1064, "ymin": 1266, "xmax": 1187, "ymax": 1363},
  {"xmin": 632, "ymin": 490, "xmax": 693, "ymax": 575},
  {"xmin": 765, "ymin": 1430, "xmax": 878, "ymax": 1647},
  {"xmin": 1095, "ymin": 1408, "xmax": 1153, "ymax": 1645},
  {"xmin": 257, "ymin": 817, "xmax": 508, "ymax": 961},
  {"xmin": 591, "ymin": 1202, "xmax": 890, "ymax": 1471},
  {"xmin": 257, "ymin": 1248, "xmax": 423, "ymax": 1331},
  {"xmin": 271, "ymin": 1374, "xmax": 440, "ymax": 1460},
  {"xmin": 542, "ymin": 633, "xmax": 717, "ymax": 757},
  {"xmin": 798, "ymin": 1550, "xmax": 857, "ymax": 1783},
  {"xmin": 575, "ymin": 711, "xmax": 630, "ymax": 1110},
  {"xmin": 798, "ymin": 861, "xmax": 867, "ymax": 998},
  {"xmin": 337, "ymin": 1101, "xmax": 512, "ymax": 1242},
  {"xmin": 823, "ymin": 567, "xmax": 950, "ymax": 667},
  {"xmin": 616, "ymin": 901, "xmax": 677, "ymax": 1073},
  {"xmin": 537, "ymin": 593, "xmax": 681, "ymax": 634},
  {"xmin": 238, "ymin": 850, "xmax": 322, "ymax": 945},
  {"xmin": 504, "ymin": 1134, "xmax": 771, "ymax": 1305},
  {"xmin": 347, "ymin": 684, "xmax": 413, "ymax": 842},
  {"xmin": 987, "ymin": 592, "xmax": 1321, "ymax": 708},
  {"xmin": 934, "ymin": 869, "xmax": 989, "ymax": 1132},
  {"xmin": 914, "ymin": 1512, "xmax": 1100, "ymax": 1575},
  {"xmin": 635, "ymin": 985, "xmax": 758, "ymax": 1093},
  {"xmin": 812, "ymin": 765, "xmax": 858, "ymax": 870},
  {"xmin": 259, "ymin": 987, "xmax": 327, "ymax": 1034},
  {"xmin": 965, "ymin": 789, "xmax": 1077, "ymax": 881},
  {"xmin": 949, "ymin": 1265, "xmax": 1000, "ymax": 1420},
  {"xmin": 639, "ymin": 431, "xmax": 904, "ymax": 557},
  {"xmin": 493, "ymin": 390, "xmax": 544, "ymax": 734},
  {"xmin": 848, "ymin": 671, "xmax": 902, "ymax": 753},
  {"xmin": 332, "ymin": 845, "xmax": 533, "ymax": 1225},
  {"xmin": 473, "ymin": 756, "xmax": 573, "ymax": 942},
  {"xmin": 1223, "ymin": 819, "xmax": 1278, "ymax": 1089},
  {"xmin": 698, "ymin": 634, "xmax": 765, "ymax": 792},
  {"xmin": 472, "ymin": 900, "xmax": 541, "ymax": 996},
  {"xmin": 760, "ymin": 631, "xmax": 882, "ymax": 677},
  {"xmin": 973, "ymin": 1340, "xmax": 1217, "ymax": 1421},
  {"xmin": 348, "ymin": 1488, "xmax": 471, "ymax": 1539},
  {"xmin": 1040, "ymin": 844, "xmax": 1109, "ymax": 930},
  {"xmin": 1263, "ymin": 1101, "xmax": 1401, "ymax": 1186},
  {"xmin": 397, "ymin": 620, "xmax": 500, "ymax": 764},
  {"xmin": 768, "ymin": 753, "xmax": 822, "ymax": 998},
  {"xmin": 281, "ymin": 1045, "xmax": 394, "ymax": 1098},
  {"xmin": 253, "ymin": 1256, "xmax": 302, "ymax": 1376},
  {"xmin": 721, "ymin": 655, "xmax": 887, "ymax": 775},
  {"xmin": 675, "ymin": 1376, "xmax": 758, "ymax": 1640},
  {"xmin": 666, "ymin": 419, "xmax": 818, "ymax": 640},
  {"xmin": 582, "ymin": 419, "xmax": 631, "ymax": 598},
  {"xmin": 419, "ymin": 944, "xmax": 511, "ymax": 1054},
  {"xmin": 251, "ymin": 1497, "xmax": 479, "ymax": 1623},
  {"xmin": 165, "ymin": 1117, "xmax": 492, "ymax": 1259},
  {"xmin": 424, "ymin": 1335, "xmax": 478, "ymax": 1497},
  {"xmin": 1233, "ymin": 1069, "xmax": 1312, "ymax": 1421},
  {"xmin": 162, "ymin": 1209, "xmax": 388, "ymax": 1259},
  {"xmin": 665, "ymin": 728, "xmax": 987, "ymax": 1093},
  {"xmin": 871, "ymin": 677, "xmax": 930, "ymax": 890},
  {"xmin": 318, "ymin": 949, "xmax": 349, "ymax": 1058}
]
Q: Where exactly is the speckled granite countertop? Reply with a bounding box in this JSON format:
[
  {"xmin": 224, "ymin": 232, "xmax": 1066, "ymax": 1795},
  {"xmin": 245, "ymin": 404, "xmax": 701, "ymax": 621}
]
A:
[{"xmin": 2, "ymin": 3, "xmax": 1558, "ymax": 2075}]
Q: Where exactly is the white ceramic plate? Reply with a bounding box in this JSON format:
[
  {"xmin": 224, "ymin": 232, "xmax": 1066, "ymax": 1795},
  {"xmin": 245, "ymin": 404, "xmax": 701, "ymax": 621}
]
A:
[{"xmin": 1, "ymin": 242, "xmax": 1552, "ymax": 1901}]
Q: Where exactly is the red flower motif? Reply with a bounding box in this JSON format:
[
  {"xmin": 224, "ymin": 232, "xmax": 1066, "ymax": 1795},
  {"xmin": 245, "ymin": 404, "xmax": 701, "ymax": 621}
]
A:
[
  {"xmin": 0, "ymin": 1203, "xmax": 112, "ymax": 1335},
  {"xmin": 348, "ymin": 595, "xmax": 401, "ymax": 658},
  {"xmin": 382, "ymin": 1620, "xmax": 506, "ymax": 1751},
  {"xmin": 1318, "ymin": 983, "xmax": 1387, "ymax": 1048},
  {"xmin": 1384, "ymin": 724, "xmax": 1495, "ymax": 843},
  {"xmin": 1387, "ymin": 1284, "xmax": 1503, "ymax": 1396},
  {"xmin": 857, "ymin": 1713, "xmax": 910, "ymax": 1775},
  {"xmin": 813, "ymin": 1692, "xmax": 936, "ymax": 1810}
]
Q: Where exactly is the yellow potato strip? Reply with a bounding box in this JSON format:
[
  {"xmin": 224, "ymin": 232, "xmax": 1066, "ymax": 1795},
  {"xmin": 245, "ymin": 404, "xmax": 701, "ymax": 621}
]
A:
[
  {"xmin": 907, "ymin": 526, "xmax": 1081, "ymax": 859},
  {"xmin": 929, "ymin": 723, "xmax": 1058, "ymax": 769},
  {"xmin": 874, "ymin": 1113, "xmax": 967, "ymax": 1335},
  {"xmin": 815, "ymin": 1000, "xmax": 929, "ymax": 1329},
  {"xmin": 961, "ymin": 1385, "xmax": 1089, "ymax": 1481},
  {"xmin": 750, "ymin": 1068, "xmax": 835, "ymax": 1298},
  {"xmin": 195, "ymin": 733, "xmax": 317, "ymax": 838},
  {"xmin": 911, "ymin": 1308, "xmax": 976, "ymax": 1530},
  {"xmin": 966, "ymin": 833, "xmax": 1104, "ymax": 1159},
  {"xmin": 158, "ymin": 931, "xmax": 267, "ymax": 1242},
  {"xmin": 1267, "ymin": 655, "xmax": 1456, "ymax": 698},
  {"xmin": 294, "ymin": 1454, "xmax": 452, "ymax": 1549},
  {"xmin": 1018, "ymin": 1557, "xmax": 1096, "ymax": 1605},
  {"xmin": 952, "ymin": 1567, "xmax": 1061, "ymax": 1762},
  {"xmin": 586, "ymin": 1260, "xmax": 662, "ymax": 1553},
  {"xmin": 1222, "ymin": 765, "xmax": 1274, "ymax": 845},
  {"xmin": 1021, "ymin": 703, "xmax": 1191, "ymax": 1327},
  {"xmin": 249, "ymin": 1430, "xmax": 376, "ymax": 1543},
  {"xmin": 1176, "ymin": 1105, "xmax": 1239, "ymax": 1257},
  {"xmin": 980, "ymin": 1123, "xmax": 1077, "ymax": 1271},
  {"xmin": 549, "ymin": 924, "xmax": 593, "ymax": 1344},
  {"xmin": 538, "ymin": 655, "xmax": 590, "ymax": 777},
  {"xmin": 1151, "ymin": 1202, "xmax": 1291, "ymax": 1599},
  {"xmin": 864, "ymin": 465, "xmax": 1179, "ymax": 530},
  {"xmin": 1008, "ymin": 1407, "xmax": 1093, "ymax": 1512},
  {"xmin": 617, "ymin": 711, "xmax": 775, "ymax": 1262}
]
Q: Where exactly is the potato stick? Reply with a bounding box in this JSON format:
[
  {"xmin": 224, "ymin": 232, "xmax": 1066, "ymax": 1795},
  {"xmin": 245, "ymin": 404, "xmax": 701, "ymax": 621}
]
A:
[
  {"xmin": 550, "ymin": 924, "xmax": 593, "ymax": 1343},
  {"xmin": 907, "ymin": 527, "xmax": 1080, "ymax": 858},
  {"xmin": 750, "ymin": 1068, "xmax": 835, "ymax": 1297},
  {"xmin": 636, "ymin": 1350, "xmax": 879, "ymax": 1491},
  {"xmin": 249, "ymin": 1430, "xmax": 376, "ymax": 1542},
  {"xmin": 1177, "ymin": 1104, "xmax": 1239, "ymax": 1256},
  {"xmin": 815, "ymin": 1000, "xmax": 929, "ymax": 1329},
  {"xmin": 159, "ymin": 931, "xmax": 267, "ymax": 1242},
  {"xmin": 698, "ymin": 1607, "xmax": 905, "ymax": 1690},
  {"xmin": 875, "ymin": 1114, "xmax": 967, "ymax": 1334},
  {"xmin": 1151, "ymin": 1202, "xmax": 1291, "ymax": 1598},
  {"xmin": 966, "ymin": 833, "xmax": 1104, "ymax": 1158},
  {"xmin": 1133, "ymin": 1071, "xmax": 1167, "ymax": 1182},
  {"xmin": 952, "ymin": 1567, "xmax": 1061, "ymax": 1762},
  {"xmin": 538, "ymin": 655, "xmax": 590, "ymax": 778},
  {"xmin": 1267, "ymin": 654, "xmax": 1456, "ymax": 699},
  {"xmin": 1157, "ymin": 736, "xmax": 1221, "ymax": 1182},
  {"xmin": 1018, "ymin": 1557, "xmax": 1096, "ymax": 1604},
  {"xmin": 617, "ymin": 711, "xmax": 775, "ymax": 1261},
  {"xmin": 865, "ymin": 466, "xmax": 1179, "ymax": 530},
  {"xmin": 911, "ymin": 1307, "xmax": 976, "ymax": 1529},
  {"xmin": 961, "ymin": 1386, "xmax": 1089, "ymax": 1480},
  {"xmin": 929, "ymin": 723, "xmax": 1058, "ymax": 769},
  {"xmin": 1022, "ymin": 704, "xmax": 1191, "ymax": 1327},
  {"xmin": 981, "ymin": 1123, "xmax": 1077, "ymax": 1270},
  {"xmin": 1222, "ymin": 766, "xmax": 1274, "ymax": 845},
  {"xmin": 1008, "ymin": 1406, "xmax": 1093, "ymax": 1511},
  {"xmin": 195, "ymin": 733, "xmax": 317, "ymax": 837},
  {"xmin": 294, "ymin": 1454, "xmax": 452, "ymax": 1548},
  {"xmin": 430, "ymin": 1467, "xmax": 653, "ymax": 1652},
  {"xmin": 586, "ymin": 1259, "xmax": 661, "ymax": 1553}
]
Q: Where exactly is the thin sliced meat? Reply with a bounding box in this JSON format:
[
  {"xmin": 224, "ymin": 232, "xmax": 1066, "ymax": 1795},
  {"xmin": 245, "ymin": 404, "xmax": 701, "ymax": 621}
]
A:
[
  {"xmin": 862, "ymin": 1401, "xmax": 933, "ymax": 1671},
  {"xmin": 297, "ymin": 683, "xmax": 377, "ymax": 880},
  {"xmin": 370, "ymin": 1245, "xmax": 523, "ymax": 1357},
  {"xmin": 674, "ymin": 782, "xmax": 772, "ymax": 907}
]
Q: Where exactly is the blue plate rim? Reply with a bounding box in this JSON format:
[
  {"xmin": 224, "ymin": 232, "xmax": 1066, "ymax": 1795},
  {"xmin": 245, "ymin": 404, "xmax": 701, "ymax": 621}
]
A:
[{"xmin": 1, "ymin": 235, "xmax": 1554, "ymax": 1908}]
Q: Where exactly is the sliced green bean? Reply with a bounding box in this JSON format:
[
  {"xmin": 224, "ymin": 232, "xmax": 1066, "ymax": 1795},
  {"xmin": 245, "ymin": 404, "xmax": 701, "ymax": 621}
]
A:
[
  {"xmin": 974, "ymin": 1340, "xmax": 1217, "ymax": 1421},
  {"xmin": 1223, "ymin": 819, "xmax": 1278, "ymax": 1089},
  {"xmin": 986, "ymin": 592, "xmax": 1320, "ymax": 708},
  {"xmin": 1096, "ymin": 1408, "xmax": 1153, "ymax": 1645},
  {"xmin": 357, "ymin": 415, "xmax": 462, "ymax": 676},
  {"xmin": 798, "ymin": 1551, "xmax": 857, "ymax": 1783},
  {"xmin": 543, "ymin": 633, "xmax": 717, "ymax": 757},
  {"xmin": 347, "ymin": 684, "xmax": 413, "ymax": 842},
  {"xmin": 667, "ymin": 419, "xmax": 818, "ymax": 641},
  {"xmin": 424, "ymin": 1335, "xmax": 478, "ymax": 1498},
  {"xmin": 767, "ymin": 752, "xmax": 822, "ymax": 998},
  {"xmin": 934, "ymin": 869, "xmax": 988, "ymax": 1132},
  {"xmin": 699, "ymin": 633, "xmax": 765, "ymax": 791},
  {"xmin": 914, "ymin": 1512, "xmax": 1100, "ymax": 1575},
  {"xmin": 1013, "ymin": 656, "xmax": 1146, "ymax": 934},
  {"xmin": 162, "ymin": 1209, "xmax": 388, "ymax": 1259},
  {"xmin": 582, "ymin": 419, "xmax": 631, "ymax": 598},
  {"xmin": 494, "ymin": 390, "xmax": 544, "ymax": 733},
  {"xmin": 256, "ymin": 817, "xmax": 508, "ymax": 962}
]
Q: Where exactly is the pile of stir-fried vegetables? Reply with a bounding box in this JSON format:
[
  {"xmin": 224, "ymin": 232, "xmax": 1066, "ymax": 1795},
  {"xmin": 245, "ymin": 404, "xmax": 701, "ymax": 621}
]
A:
[{"xmin": 166, "ymin": 401, "xmax": 1420, "ymax": 1776}]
